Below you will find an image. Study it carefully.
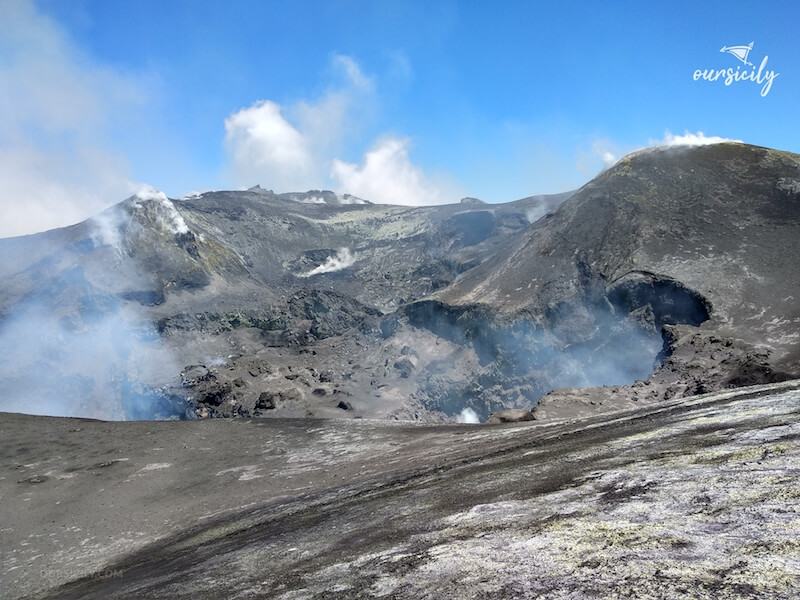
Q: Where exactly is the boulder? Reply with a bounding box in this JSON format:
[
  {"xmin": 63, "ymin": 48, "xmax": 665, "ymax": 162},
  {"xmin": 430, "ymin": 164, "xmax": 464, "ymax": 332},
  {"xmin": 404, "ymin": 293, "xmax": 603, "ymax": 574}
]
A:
[{"xmin": 486, "ymin": 409, "xmax": 536, "ymax": 424}]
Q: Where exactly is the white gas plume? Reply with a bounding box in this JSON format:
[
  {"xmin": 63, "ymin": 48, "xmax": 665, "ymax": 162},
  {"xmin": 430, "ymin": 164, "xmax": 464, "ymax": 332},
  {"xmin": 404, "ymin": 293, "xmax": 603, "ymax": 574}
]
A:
[
  {"xmin": 656, "ymin": 131, "xmax": 741, "ymax": 147},
  {"xmin": 300, "ymin": 248, "xmax": 357, "ymax": 277},
  {"xmin": 133, "ymin": 186, "xmax": 189, "ymax": 235},
  {"xmin": 455, "ymin": 407, "xmax": 481, "ymax": 424}
]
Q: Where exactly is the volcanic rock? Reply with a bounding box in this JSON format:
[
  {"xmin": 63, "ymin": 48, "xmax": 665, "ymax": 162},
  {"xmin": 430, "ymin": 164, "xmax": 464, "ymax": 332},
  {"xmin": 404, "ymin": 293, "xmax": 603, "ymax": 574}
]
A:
[{"xmin": 485, "ymin": 408, "xmax": 536, "ymax": 423}]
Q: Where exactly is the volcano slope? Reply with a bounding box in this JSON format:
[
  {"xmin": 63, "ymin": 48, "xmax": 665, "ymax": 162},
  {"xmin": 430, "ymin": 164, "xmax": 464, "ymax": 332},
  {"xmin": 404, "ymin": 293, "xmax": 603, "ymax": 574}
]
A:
[
  {"xmin": 0, "ymin": 143, "xmax": 799, "ymax": 424},
  {"xmin": 2, "ymin": 380, "xmax": 799, "ymax": 599},
  {"xmin": 436, "ymin": 142, "xmax": 800, "ymax": 419}
]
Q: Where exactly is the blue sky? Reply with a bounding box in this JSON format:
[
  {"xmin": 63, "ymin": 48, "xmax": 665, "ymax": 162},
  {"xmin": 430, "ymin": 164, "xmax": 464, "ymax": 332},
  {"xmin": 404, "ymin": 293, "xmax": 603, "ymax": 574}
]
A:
[{"xmin": 0, "ymin": 0, "xmax": 798, "ymax": 236}]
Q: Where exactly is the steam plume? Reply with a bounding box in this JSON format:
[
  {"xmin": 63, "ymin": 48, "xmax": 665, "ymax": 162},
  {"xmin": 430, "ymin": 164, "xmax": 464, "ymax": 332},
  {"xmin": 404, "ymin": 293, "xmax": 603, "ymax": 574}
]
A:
[
  {"xmin": 133, "ymin": 186, "xmax": 189, "ymax": 234},
  {"xmin": 300, "ymin": 248, "xmax": 356, "ymax": 277},
  {"xmin": 0, "ymin": 298, "xmax": 184, "ymax": 420},
  {"xmin": 658, "ymin": 131, "xmax": 741, "ymax": 147},
  {"xmin": 0, "ymin": 198, "xmax": 190, "ymax": 420},
  {"xmin": 455, "ymin": 408, "xmax": 481, "ymax": 424}
]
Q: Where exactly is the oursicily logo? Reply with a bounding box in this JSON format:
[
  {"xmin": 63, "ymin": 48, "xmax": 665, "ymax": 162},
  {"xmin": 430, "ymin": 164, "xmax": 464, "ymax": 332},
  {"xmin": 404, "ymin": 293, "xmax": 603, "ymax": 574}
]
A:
[{"xmin": 693, "ymin": 42, "xmax": 779, "ymax": 97}]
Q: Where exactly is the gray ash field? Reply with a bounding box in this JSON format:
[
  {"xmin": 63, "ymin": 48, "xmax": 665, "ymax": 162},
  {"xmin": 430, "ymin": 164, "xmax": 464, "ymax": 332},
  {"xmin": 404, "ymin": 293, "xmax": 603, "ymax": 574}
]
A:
[
  {"xmin": 1, "ymin": 142, "xmax": 800, "ymax": 598},
  {"xmin": 2, "ymin": 381, "xmax": 799, "ymax": 599}
]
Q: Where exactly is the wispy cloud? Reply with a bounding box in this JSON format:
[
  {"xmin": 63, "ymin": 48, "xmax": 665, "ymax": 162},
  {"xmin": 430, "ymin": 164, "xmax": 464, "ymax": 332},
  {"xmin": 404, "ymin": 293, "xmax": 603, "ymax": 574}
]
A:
[
  {"xmin": 0, "ymin": 0, "xmax": 148, "ymax": 238},
  {"xmin": 386, "ymin": 50, "xmax": 414, "ymax": 83},
  {"xmin": 331, "ymin": 54, "xmax": 373, "ymax": 92}
]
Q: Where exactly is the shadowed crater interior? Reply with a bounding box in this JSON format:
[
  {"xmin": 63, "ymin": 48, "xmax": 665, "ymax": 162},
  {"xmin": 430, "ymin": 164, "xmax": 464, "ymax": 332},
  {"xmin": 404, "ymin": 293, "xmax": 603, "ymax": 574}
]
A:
[{"xmin": 607, "ymin": 271, "xmax": 712, "ymax": 330}]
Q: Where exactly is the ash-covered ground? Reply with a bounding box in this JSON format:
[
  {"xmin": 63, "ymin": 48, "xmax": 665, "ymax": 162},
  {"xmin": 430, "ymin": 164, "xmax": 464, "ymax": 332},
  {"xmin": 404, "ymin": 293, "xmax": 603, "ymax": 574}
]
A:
[{"xmin": 2, "ymin": 380, "xmax": 799, "ymax": 599}]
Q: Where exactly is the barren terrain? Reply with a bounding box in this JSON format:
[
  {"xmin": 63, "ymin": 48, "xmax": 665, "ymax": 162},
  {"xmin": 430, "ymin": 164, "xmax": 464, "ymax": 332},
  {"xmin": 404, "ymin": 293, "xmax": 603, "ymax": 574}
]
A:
[{"xmin": 2, "ymin": 380, "xmax": 799, "ymax": 599}]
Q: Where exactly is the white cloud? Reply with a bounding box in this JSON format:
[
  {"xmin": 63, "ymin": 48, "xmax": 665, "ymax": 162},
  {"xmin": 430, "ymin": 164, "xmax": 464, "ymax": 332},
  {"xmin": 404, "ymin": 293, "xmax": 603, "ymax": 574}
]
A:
[
  {"xmin": 0, "ymin": 143, "xmax": 135, "ymax": 238},
  {"xmin": 224, "ymin": 54, "xmax": 375, "ymax": 193},
  {"xmin": 223, "ymin": 55, "xmax": 461, "ymax": 205},
  {"xmin": 0, "ymin": 0, "xmax": 147, "ymax": 238},
  {"xmin": 331, "ymin": 138, "xmax": 457, "ymax": 205},
  {"xmin": 655, "ymin": 130, "xmax": 741, "ymax": 147},
  {"xmin": 224, "ymin": 100, "xmax": 314, "ymax": 191}
]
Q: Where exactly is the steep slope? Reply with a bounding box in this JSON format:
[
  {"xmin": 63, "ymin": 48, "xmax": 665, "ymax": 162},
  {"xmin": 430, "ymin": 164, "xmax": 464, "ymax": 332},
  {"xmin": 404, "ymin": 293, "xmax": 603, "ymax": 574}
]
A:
[
  {"xmin": 439, "ymin": 143, "xmax": 800, "ymax": 369},
  {"xmin": 426, "ymin": 143, "xmax": 800, "ymax": 417}
]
